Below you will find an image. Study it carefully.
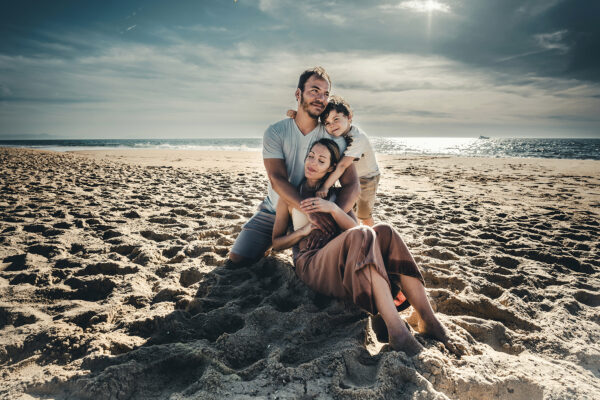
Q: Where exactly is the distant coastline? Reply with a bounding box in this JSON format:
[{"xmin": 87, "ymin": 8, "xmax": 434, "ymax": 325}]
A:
[{"xmin": 1, "ymin": 137, "xmax": 599, "ymax": 160}]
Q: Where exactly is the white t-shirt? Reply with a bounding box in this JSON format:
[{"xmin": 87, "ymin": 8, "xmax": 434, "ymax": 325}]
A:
[
  {"xmin": 262, "ymin": 118, "xmax": 347, "ymax": 213},
  {"xmin": 343, "ymin": 126, "xmax": 379, "ymax": 179}
]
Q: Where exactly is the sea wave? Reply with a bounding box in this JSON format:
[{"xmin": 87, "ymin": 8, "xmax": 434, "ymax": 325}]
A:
[{"xmin": 1, "ymin": 137, "xmax": 599, "ymax": 160}]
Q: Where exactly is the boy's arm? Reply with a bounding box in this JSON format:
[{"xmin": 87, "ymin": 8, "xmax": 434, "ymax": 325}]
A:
[
  {"xmin": 320, "ymin": 156, "xmax": 355, "ymax": 193},
  {"xmin": 335, "ymin": 163, "xmax": 360, "ymax": 213}
]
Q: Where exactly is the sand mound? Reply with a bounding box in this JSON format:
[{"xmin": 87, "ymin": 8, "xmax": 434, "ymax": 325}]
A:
[{"xmin": 0, "ymin": 148, "xmax": 599, "ymax": 399}]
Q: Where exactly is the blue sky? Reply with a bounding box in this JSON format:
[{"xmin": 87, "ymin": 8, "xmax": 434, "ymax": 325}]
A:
[{"xmin": 1, "ymin": 0, "xmax": 599, "ymax": 139}]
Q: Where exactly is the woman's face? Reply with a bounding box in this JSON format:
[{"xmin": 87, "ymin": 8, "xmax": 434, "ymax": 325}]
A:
[{"xmin": 305, "ymin": 143, "xmax": 334, "ymax": 180}]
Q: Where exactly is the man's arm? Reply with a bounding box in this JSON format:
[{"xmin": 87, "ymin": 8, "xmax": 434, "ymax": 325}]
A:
[
  {"xmin": 264, "ymin": 158, "xmax": 302, "ymax": 210},
  {"xmin": 335, "ymin": 163, "xmax": 360, "ymax": 212}
]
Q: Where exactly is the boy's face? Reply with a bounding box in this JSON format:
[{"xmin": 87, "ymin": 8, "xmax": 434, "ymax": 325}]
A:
[{"xmin": 324, "ymin": 110, "xmax": 351, "ymax": 137}]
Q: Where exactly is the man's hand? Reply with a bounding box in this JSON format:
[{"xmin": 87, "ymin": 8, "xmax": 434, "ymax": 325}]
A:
[
  {"xmin": 304, "ymin": 229, "xmax": 334, "ymax": 250},
  {"xmin": 306, "ymin": 212, "xmax": 336, "ymax": 234}
]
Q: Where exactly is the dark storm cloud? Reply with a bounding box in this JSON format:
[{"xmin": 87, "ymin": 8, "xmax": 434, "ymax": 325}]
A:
[
  {"xmin": 246, "ymin": 0, "xmax": 599, "ymax": 83},
  {"xmin": 2, "ymin": 0, "xmax": 598, "ymax": 82}
]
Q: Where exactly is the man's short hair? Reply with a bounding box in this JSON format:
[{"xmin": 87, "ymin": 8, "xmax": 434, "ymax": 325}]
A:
[{"xmin": 297, "ymin": 67, "xmax": 332, "ymax": 92}]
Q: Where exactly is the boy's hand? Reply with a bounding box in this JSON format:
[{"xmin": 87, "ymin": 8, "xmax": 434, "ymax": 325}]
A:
[
  {"xmin": 286, "ymin": 109, "xmax": 297, "ymax": 119},
  {"xmin": 315, "ymin": 188, "xmax": 328, "ymax": 198}
]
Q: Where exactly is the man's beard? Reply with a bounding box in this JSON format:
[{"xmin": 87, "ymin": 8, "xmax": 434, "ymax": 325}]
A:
[{"xmin": 300, "ymin": 93, "xmax": 324, "ymax": 120}]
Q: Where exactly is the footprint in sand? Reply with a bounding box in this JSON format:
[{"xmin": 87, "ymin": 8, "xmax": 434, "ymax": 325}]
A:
[
  {"xmin": 429, "ymin": 288, "xmax": 540, "ymax": 332},
  {"xmin": 140, "ymin": 230, "xmax": 176, "ymax": 242}
]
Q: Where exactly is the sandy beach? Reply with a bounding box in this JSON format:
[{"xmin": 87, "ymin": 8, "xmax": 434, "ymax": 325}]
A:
[{"xmin": 1, "ymin": 147, "xmax": 599, "ymax": 399}]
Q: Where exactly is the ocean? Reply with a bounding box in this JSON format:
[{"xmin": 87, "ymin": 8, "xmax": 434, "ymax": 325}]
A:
[{"xmin": 1, "ymin": 137, "xmax": 599, "ymax": 160}]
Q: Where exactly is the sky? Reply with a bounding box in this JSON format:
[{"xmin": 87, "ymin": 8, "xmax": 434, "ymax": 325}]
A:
[{"xmin": 1, "ymin": 0, "xmax": 599, "ymax": 139}]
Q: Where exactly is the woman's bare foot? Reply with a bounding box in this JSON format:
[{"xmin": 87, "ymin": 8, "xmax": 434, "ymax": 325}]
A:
[
  {"xmin": 419, "ymin": 316, "xmax": 463, "ymax": 356},
  {"xmin": 371, "ymin": 314, "xmax": 389, "ymax": 343},
  {"xmin": 388, "ymin": 326, "xmax": 423, "ymax": 356}
]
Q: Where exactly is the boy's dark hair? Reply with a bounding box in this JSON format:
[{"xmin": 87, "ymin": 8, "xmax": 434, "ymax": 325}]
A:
[
  {"xmin": 321, "ymin": 95, "xmax": 354, "ymax": 147},
  {"xmin": 320, "ymin": 95, "xmax": 353, "ymax": 122},
  {"xmin": 297, "ymin": 67, "xmax": 332, "ymax": 92}
]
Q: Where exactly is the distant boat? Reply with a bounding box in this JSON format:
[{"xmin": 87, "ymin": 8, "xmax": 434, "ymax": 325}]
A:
[{"xmin": 478, "ymin": 135, "xmax": 490, "ymax": 139}]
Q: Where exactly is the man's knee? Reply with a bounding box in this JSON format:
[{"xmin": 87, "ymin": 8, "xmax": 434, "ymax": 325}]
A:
[{"xmin": 228, "ymin": 251, "xmax": 249, "ymax": 265}]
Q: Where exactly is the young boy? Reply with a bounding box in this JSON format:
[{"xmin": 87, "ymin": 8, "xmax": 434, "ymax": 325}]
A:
[{"xmin": 317, "ymin": 95, "xmax": 380, "ymax": 226}]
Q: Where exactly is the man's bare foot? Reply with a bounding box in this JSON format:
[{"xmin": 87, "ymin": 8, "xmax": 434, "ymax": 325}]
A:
[
  {"xmin": 371, "ymin": 314, "xmax": 389, "ymax": 343},
  {"xmin": 388, "ymin": 327, "xmax": 423, "ymax": 356},
  {"xmin": 420, "ymin": 316, "xmax": 463, "ymax": 356}
]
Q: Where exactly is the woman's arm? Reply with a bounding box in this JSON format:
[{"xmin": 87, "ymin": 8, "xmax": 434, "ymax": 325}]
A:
[
  {"xmin": 316, "ymin": 155, "xmax": 356, "ymax": 198},
  {"xmin": 299, "ymin": 197, "xmax": 358, "ymax": 231},
  {"xmin": 272, "ymin": 198, "xmax": 315, "ymax": 251}
]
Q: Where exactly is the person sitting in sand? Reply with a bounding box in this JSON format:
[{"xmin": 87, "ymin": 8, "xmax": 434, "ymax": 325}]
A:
[
  {"xmin": 272, "ymin": 138, "xmax": 457, "ymax": 356},
  {"xmin": 288, "ymin": 95, "xmax": 380, "ymax": 226}
]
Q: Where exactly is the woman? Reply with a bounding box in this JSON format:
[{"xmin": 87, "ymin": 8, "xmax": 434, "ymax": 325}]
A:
[{"xmin": 272, "ymin": 138, "xmax": 457, "ymax": 356}]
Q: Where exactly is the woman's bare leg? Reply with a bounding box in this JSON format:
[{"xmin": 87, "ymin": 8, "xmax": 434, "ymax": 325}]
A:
[
  {"xmin": 399, "ymin": 274, "xmax": 462, "ymax": 355},
  {"xmin": 368, "ymin": 265, "xmax": 423, "ymax": 356}
]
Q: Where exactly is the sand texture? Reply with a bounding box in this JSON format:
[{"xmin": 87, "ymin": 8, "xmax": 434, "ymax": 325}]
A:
[{"xmin": 1, "ymin": 147, "xmax": 599, "ymax": 399}]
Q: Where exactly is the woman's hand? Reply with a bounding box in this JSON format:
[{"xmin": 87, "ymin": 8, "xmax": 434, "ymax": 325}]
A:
[
  {"xmin": 299, "ymin": 222, "xmax": 317, "ymax": 236},
  {"xmin": 300, "ymin": 197, "xmax": 337, "ymax": 215}
]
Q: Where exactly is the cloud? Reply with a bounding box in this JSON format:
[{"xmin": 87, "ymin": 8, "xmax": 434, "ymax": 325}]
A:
[
  {"xmin": 0, "ymin": 82, "xmax": 12, "ymax": 96},
  {"xmin": 3, "ymin": 27, "xmax": 598, "ymax": 139},
  {"xmin": 387, "ymin": 0, "xmax": 451, "ymax": 14},
  {"xmin": 516, "ymin": 0, "xmax": 565, "ymax": 16},
  {"xmin": 253, "ymin": 0, "xmax": 347, "ymax": 25},
  {"xmin": 535, "ymin": 30, "xmax": 569, "ymax": 52},
  {"xmin": 0, "ymin": 1, "xmax": 598, "ymax": 138},
  {"xmin": 176, "ymin": 25, "xmax": 228, "ymax": 33}
]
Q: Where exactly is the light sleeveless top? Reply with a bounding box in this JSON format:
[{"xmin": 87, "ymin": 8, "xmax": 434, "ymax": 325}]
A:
[{"xmin": 290, "ymin": 192, "xmax": 337, "ymax": 231}]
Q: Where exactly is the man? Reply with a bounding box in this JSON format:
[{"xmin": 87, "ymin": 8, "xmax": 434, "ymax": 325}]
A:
[{"xmin": 228, "ymin": 67, "xmax": 360, "ymax": 264}]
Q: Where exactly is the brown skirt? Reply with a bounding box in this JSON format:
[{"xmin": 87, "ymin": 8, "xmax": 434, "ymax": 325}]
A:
[{"xmin": 294, "ymin": 223, "xmax": 425, "ymax": 315}]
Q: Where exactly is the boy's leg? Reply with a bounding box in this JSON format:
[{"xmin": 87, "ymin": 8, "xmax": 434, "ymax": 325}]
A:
[
  {"xmin": 356, "ymin": 174, "xmax": 380, "ymax": 226},
  {"xmin": 228, "ymin": 209, "xmax": 276, "ymax": 265},
  {"xmin": 360, "ymin": 217, "xmax": 375, "ymax": 227}
]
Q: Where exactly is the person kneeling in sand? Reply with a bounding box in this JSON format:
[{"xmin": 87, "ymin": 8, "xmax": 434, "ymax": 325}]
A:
[
  {"xmin": 228, "ymin": 67, "xmax": 359, "ymax": 265},
  {"xmin": 272, "ymin": 138, "xmax": 457, "ymax": 356}
]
